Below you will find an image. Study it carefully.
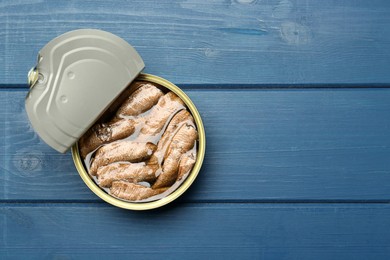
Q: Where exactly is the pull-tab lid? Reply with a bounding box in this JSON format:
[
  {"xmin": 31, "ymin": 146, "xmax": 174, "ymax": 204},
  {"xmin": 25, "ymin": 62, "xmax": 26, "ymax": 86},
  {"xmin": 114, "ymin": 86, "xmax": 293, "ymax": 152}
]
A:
[{"xmin": 25, "ymin": 29, "xmax": 145, "ymax": 153}]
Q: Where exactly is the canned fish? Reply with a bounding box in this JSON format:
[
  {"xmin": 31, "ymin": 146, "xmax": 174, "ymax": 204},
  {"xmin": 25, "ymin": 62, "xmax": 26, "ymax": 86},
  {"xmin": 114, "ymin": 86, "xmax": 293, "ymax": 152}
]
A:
[
  {"xmin": 72, "ymin": 73, "xmax": 205, "ymax": 210},
  {"xmin": 25, "ymin": 29, "xmax": 205, "ymax": 210}
]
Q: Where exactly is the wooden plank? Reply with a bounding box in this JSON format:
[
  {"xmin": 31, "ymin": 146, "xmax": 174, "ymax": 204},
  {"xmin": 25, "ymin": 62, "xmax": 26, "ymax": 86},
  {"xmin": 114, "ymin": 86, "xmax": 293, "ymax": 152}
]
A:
[
  {"xmin": 1, "ymin": 89, "xmax": 390, "ymax": 201},
  {"xmin": 1, "ymin": 0, "xmax": 390, "ymax": 85},
  {"xmin": 1, "ymin": 203, "xmax": 390, "ymax": 259},
  {"xmin": 0, "ymin": 95, "xmax": 4, "ymax": 200}
]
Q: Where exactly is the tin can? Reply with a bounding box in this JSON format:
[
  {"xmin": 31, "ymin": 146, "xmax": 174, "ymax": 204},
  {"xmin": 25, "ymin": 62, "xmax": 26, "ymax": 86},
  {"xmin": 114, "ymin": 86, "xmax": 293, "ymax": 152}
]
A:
[
  {"xmin": 72, "ymin": 73, "xmax": 206, "ymax": 210},
  {"xmin": 25, "ymin": 29, "xmax": 205, "ymax": 210}
]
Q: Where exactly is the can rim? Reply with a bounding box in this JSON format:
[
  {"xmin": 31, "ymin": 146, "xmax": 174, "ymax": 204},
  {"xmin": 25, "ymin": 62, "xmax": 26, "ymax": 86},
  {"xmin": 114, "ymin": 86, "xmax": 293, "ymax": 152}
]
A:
[{"xmin": 71, "ymin": 73, "xmax": 206, "ymax": 210}]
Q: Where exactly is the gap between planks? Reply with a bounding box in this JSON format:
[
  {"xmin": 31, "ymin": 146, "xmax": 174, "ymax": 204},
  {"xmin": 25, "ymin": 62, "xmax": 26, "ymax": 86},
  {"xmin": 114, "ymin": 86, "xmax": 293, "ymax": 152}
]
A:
[
  {"xmin": 1, "ymin": 84, "xmax": 390, "ymax": 91},
  {"xmin": 1, "ymin": 200, "xmax": 390, "ymax": 207}
]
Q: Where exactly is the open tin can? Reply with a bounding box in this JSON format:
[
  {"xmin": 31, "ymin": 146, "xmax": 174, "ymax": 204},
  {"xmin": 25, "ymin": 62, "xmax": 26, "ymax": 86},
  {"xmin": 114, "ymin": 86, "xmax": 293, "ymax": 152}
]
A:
[{"xmin": 25, "ymin": 29, "xmax": 205, "ymax": 210}]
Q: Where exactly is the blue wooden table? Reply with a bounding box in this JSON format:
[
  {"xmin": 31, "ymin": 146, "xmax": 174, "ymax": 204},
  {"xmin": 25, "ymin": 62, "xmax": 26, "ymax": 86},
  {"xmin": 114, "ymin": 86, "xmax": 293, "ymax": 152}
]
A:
[{"xmin": 1, "ymin": 0, "xmax": 390, "ymax": 259}]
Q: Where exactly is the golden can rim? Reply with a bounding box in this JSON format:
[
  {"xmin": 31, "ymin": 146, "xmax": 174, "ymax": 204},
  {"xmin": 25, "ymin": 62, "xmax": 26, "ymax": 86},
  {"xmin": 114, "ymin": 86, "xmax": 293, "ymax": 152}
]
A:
[{"xmin": 71, "ymin": 73, "xmax": 206, "ymax": 210}]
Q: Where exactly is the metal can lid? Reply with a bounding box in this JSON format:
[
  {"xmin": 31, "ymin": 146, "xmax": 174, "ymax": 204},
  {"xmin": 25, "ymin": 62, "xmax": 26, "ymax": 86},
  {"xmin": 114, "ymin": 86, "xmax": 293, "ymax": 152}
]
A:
[{"xmin": 25, "ymin": 29, "xmax": 145, "ymax": 153}]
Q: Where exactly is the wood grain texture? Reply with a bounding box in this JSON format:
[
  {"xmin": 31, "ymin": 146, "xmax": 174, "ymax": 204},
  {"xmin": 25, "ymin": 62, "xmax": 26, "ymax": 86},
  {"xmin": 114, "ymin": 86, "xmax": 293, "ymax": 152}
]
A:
[
  {"xmin": 1, "ymin": 0, "xmax": 390, "ymax": 85},
  {"xmin": 2, "ymin": 1, "xmax": 390, "ymax": 258},
  {"xmin": 1, "ymin": 203, "xmax": 390, "ymax": 259},
  {"xmin": 1, "ymin": 89, "xmax": 390, "ymax": 201}
]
